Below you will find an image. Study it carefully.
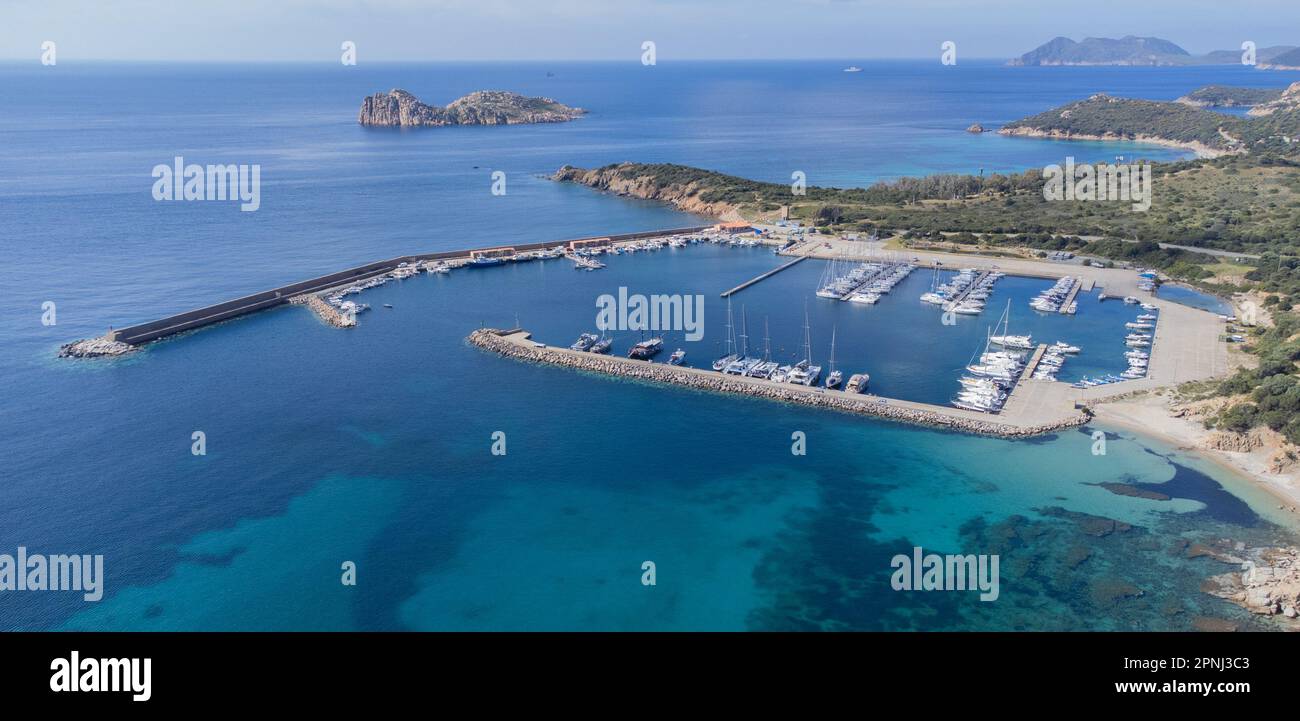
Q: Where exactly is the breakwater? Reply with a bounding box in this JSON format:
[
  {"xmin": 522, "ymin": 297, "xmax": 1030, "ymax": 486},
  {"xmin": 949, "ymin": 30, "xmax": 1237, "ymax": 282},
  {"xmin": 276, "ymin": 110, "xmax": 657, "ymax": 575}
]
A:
[
  {"xmin": 61, "ymin": 225, "xmax": 711, "ymax": 355},
  {"xmin": 289, "ymin": 293, "xmax": 356, "ymax": 328},
  {"xmin": 468, "ymin": 328, "xmax": 1090, "ymax": 438}
]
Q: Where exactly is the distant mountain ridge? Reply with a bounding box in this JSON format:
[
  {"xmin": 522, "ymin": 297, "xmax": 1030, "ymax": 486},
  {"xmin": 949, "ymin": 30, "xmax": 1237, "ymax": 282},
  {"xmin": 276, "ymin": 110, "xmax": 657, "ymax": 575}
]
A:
[
  {"xmin": 1009, "ymin": 36, "xmax": 1298, "ymax": 66},
  {"xmin": 1261, "ymin": 47, "xmax": 1300, "ymax": 69}
]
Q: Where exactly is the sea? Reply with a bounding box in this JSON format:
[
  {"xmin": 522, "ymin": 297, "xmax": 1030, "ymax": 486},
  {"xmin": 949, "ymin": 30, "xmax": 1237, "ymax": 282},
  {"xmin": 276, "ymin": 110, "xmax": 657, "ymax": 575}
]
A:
[{"xmin": 3, "ymin": 59, "xmax": 1300, "ymax": 631}]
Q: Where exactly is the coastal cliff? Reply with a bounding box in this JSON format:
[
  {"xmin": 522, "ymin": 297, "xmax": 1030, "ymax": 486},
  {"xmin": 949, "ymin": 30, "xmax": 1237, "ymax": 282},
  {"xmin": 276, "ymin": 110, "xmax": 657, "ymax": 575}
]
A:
[
  {"xmin": 552, "ymin": 163, "xmax": 748, "ymax": 221},
  {"xmin": 358, "ymin": 89, "xmax": 585, "ymax": 127}
]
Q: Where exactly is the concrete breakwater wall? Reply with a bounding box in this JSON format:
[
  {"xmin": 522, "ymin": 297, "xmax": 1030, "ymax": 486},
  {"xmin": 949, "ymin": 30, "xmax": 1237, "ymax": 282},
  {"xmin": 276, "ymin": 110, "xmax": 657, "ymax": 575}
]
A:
[
  {"xmin": 73, "ymin": 225, "xmax": 712, "ymax": 352},
  {"xmin": 468, "ymin": 329, "xmax": 1090, "ymax": 438}
]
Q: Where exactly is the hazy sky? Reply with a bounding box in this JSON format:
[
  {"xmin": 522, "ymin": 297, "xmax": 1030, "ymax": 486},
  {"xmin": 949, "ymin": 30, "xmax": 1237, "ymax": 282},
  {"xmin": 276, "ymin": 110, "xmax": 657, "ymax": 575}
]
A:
[{"xmin": 4, "ymin": 0, "xmax": 1300, "ymax": 61}]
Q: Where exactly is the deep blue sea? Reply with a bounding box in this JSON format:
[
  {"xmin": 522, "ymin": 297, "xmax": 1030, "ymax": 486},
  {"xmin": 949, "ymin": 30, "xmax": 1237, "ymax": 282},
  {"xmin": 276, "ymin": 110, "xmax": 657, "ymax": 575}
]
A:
[{"xmin": 4, "ymin": 60, "xmax": 1300, "ymax": 630}]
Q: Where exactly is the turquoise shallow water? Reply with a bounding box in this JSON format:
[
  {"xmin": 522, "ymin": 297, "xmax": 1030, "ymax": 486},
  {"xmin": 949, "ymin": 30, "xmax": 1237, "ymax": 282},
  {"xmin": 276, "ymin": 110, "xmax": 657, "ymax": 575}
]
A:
[{"xmin": 4, "ymin": 61, "xmax": 1299, "ymax": 630}]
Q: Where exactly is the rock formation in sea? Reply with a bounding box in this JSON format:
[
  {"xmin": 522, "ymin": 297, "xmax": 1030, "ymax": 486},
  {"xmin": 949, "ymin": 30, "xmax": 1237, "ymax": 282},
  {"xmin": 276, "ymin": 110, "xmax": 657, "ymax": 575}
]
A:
[{"xmin": 358, "ymin": 89, "xmax": 586, "ymax": 127}]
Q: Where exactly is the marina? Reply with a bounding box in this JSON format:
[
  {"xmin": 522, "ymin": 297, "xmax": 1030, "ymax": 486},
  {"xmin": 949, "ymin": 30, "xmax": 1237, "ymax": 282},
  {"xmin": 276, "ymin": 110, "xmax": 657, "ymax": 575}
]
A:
[{"xmin": 63, "ymin": 233, "xmax": 1234, "ymax": 427}]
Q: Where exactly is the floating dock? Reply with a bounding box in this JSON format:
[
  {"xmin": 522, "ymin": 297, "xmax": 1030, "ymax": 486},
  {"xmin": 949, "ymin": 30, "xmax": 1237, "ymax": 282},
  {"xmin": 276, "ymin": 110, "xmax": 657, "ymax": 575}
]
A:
[{"xmin": 720, "ymin": 255, "xmax": 807, "ymax": 297}]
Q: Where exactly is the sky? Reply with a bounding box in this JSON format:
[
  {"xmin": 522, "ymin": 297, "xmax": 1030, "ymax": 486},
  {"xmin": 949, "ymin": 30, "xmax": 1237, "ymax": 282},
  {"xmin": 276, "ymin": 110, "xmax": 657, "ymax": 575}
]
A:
[{"xmin": 3, "ymin": 0, "xmax": 1300, "ymax": 62}]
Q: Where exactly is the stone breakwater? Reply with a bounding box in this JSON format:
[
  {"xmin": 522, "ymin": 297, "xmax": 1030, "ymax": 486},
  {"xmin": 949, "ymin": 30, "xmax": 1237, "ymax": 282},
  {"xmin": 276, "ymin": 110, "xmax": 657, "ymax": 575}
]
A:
[
  {"xmin": 469, "ymin": 329, "xmax": 1089, "ymax": 438},
  {"xmin": 290, "ymin": 294, "xmax": 356, "ymax": 328},
  {"xmin": 58, "ymin": 337, "xmax": 135, "ymax": 358}
]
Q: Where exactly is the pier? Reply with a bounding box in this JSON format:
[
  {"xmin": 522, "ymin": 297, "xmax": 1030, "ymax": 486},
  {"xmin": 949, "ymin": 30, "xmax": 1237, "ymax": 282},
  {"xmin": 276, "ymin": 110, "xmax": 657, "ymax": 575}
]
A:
[
  {"xmin": 1057, "ymin": 277, "xmax": 1085, "ymax": 314},
  {"xmin": 1019, "ymin": 344, "xmax": 1049, "ymax": 382},
  {"xmin": 942, "ymin": 270, "xmax": 992, "ymax": 308},
  {"xmin": 720, "ymin": 255, "xmax": 807, "ymax": 297},
  {"xmin": 837, "ymin": 261, "xmax": 907, "ymax": 301},
  {"xmin": 470, "ymin": 328, "xmax": 1090, "ymax": 438}
]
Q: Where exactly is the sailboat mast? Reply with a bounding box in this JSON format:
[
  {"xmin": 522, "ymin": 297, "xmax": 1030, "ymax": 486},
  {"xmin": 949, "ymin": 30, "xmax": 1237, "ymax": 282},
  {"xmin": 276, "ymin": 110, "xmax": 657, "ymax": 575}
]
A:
[
  {"xmin": 829, "ymin": 324, "xmax": 837, "ymax": 373},
  {"xmin": 739, "ymin": 306, "xmax": 749, "ymax": 358},
  {"xmin": 763, "ymin": 317, "xmax": 771, "ymax": 362},
  {"xmin": 724, "ymin": 297, "xmax": 735, "ymax": 356},
  {"xmin": 802, "ymin": 302, "xmax": 812, "ymax": 364}
]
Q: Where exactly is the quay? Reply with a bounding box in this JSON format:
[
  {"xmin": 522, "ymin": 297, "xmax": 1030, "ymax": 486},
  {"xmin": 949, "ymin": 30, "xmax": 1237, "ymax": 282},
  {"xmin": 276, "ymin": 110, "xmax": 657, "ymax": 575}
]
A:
[
  {"xmin": 469, "ymin": 327, "xmax": 1090, "ymax": 438},
  {"xmin": 721, "ymin": 255, "xmax": 807, "ymax": 297},
  {"xmin": 59, "ymin": 225, "xmax": 711, "ymax": 355}
]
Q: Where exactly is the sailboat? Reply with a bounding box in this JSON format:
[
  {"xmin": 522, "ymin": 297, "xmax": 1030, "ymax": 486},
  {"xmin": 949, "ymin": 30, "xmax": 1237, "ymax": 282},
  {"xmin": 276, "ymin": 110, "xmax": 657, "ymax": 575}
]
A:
[
  {"xmin": 713, "ymin": 297, "xmax": 739, "ymax": 371},
  {"xmin": 920, "ymin": 265, "xmax": 946, "ymax": 305},
  {"xmin": 589, "ymin": 327, "xmax": 613, "ymax": 354},
  {"xmin": 725, "ymin": 307, "xmax": 755, "ymax": 374},
  {"xmin": 988, "ymin": 299, "xmax": 1032, "ymax": 349},
  {"xmin": 825, "ymin": 324, "xmax": 842, "ymax": 388},
  {"xmin": 787, "ymin": 303, "xmax": 821, "ymax": 385},
  {"xmin": 748, "ymin": 317, "xmax": 779, "ymax": 378}
]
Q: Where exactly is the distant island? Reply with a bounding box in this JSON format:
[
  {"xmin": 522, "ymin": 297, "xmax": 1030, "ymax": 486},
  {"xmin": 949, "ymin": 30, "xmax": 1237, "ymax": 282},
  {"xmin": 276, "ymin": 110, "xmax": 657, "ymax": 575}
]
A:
[
  {"xmin": 1008, "ymin": 35, "xmax": 1297, "ymax": 66},
  {"xmin": 358, "ymin": 89, "xmax": 586, "ymax": 127},
  {"xmin": 1261, "ymin": 47, "xmax": 1300, "ymax": 70}
]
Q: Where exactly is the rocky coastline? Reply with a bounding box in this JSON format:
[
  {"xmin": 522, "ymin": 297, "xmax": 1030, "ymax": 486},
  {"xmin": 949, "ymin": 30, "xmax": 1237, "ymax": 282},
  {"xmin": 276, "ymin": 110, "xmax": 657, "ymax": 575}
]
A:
[
  {"xmin": 469, "ymin": 328, "xmax": 1090, "ymax": 438},
  {"xmin": 551, "ymin": 164, "xmax": 742, "ymax": 221},
  {"xmin": 997, "ymin": 125, "xmax": 1231, "ymax": 159},
  {"xmin": 358, "ymin": 89, "xmax": 585, "ymax": 127}
]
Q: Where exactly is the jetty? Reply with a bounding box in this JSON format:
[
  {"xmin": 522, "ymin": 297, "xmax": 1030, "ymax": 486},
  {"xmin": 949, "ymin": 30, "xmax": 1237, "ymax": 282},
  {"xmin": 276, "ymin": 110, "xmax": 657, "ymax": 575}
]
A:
[
  {"xmin": 1019, "ymin": 344, "xmax": 1049, "ymax": 381},
  {"xmin": 943, "ymin": 270, "xmax": 992, "ymax": 307},
  {"xmin": 1058, "ymin": 277, "xmax": 1086, "ymax": 314},
  {"xmin": 721, "ymin": 255, "xmax": 807, "ymax": 297},
  {"xmin": 837, "ymin": 261, "xmax": 906, "ymax": 301},
  {"xmin": 469, "ymin": 327, "xmax": 1090, "ymax": 438}
]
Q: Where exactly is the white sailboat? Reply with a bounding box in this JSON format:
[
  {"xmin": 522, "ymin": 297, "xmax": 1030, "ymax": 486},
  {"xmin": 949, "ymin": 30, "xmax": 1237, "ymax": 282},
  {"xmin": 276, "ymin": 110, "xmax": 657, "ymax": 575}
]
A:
[
  {"xmin": 825, "ymin": 324, "xmax": 842, "ymax": 388},
  {"xmin": 713, "ymin": 297, "xmax": 739, "ymax": 371}
]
